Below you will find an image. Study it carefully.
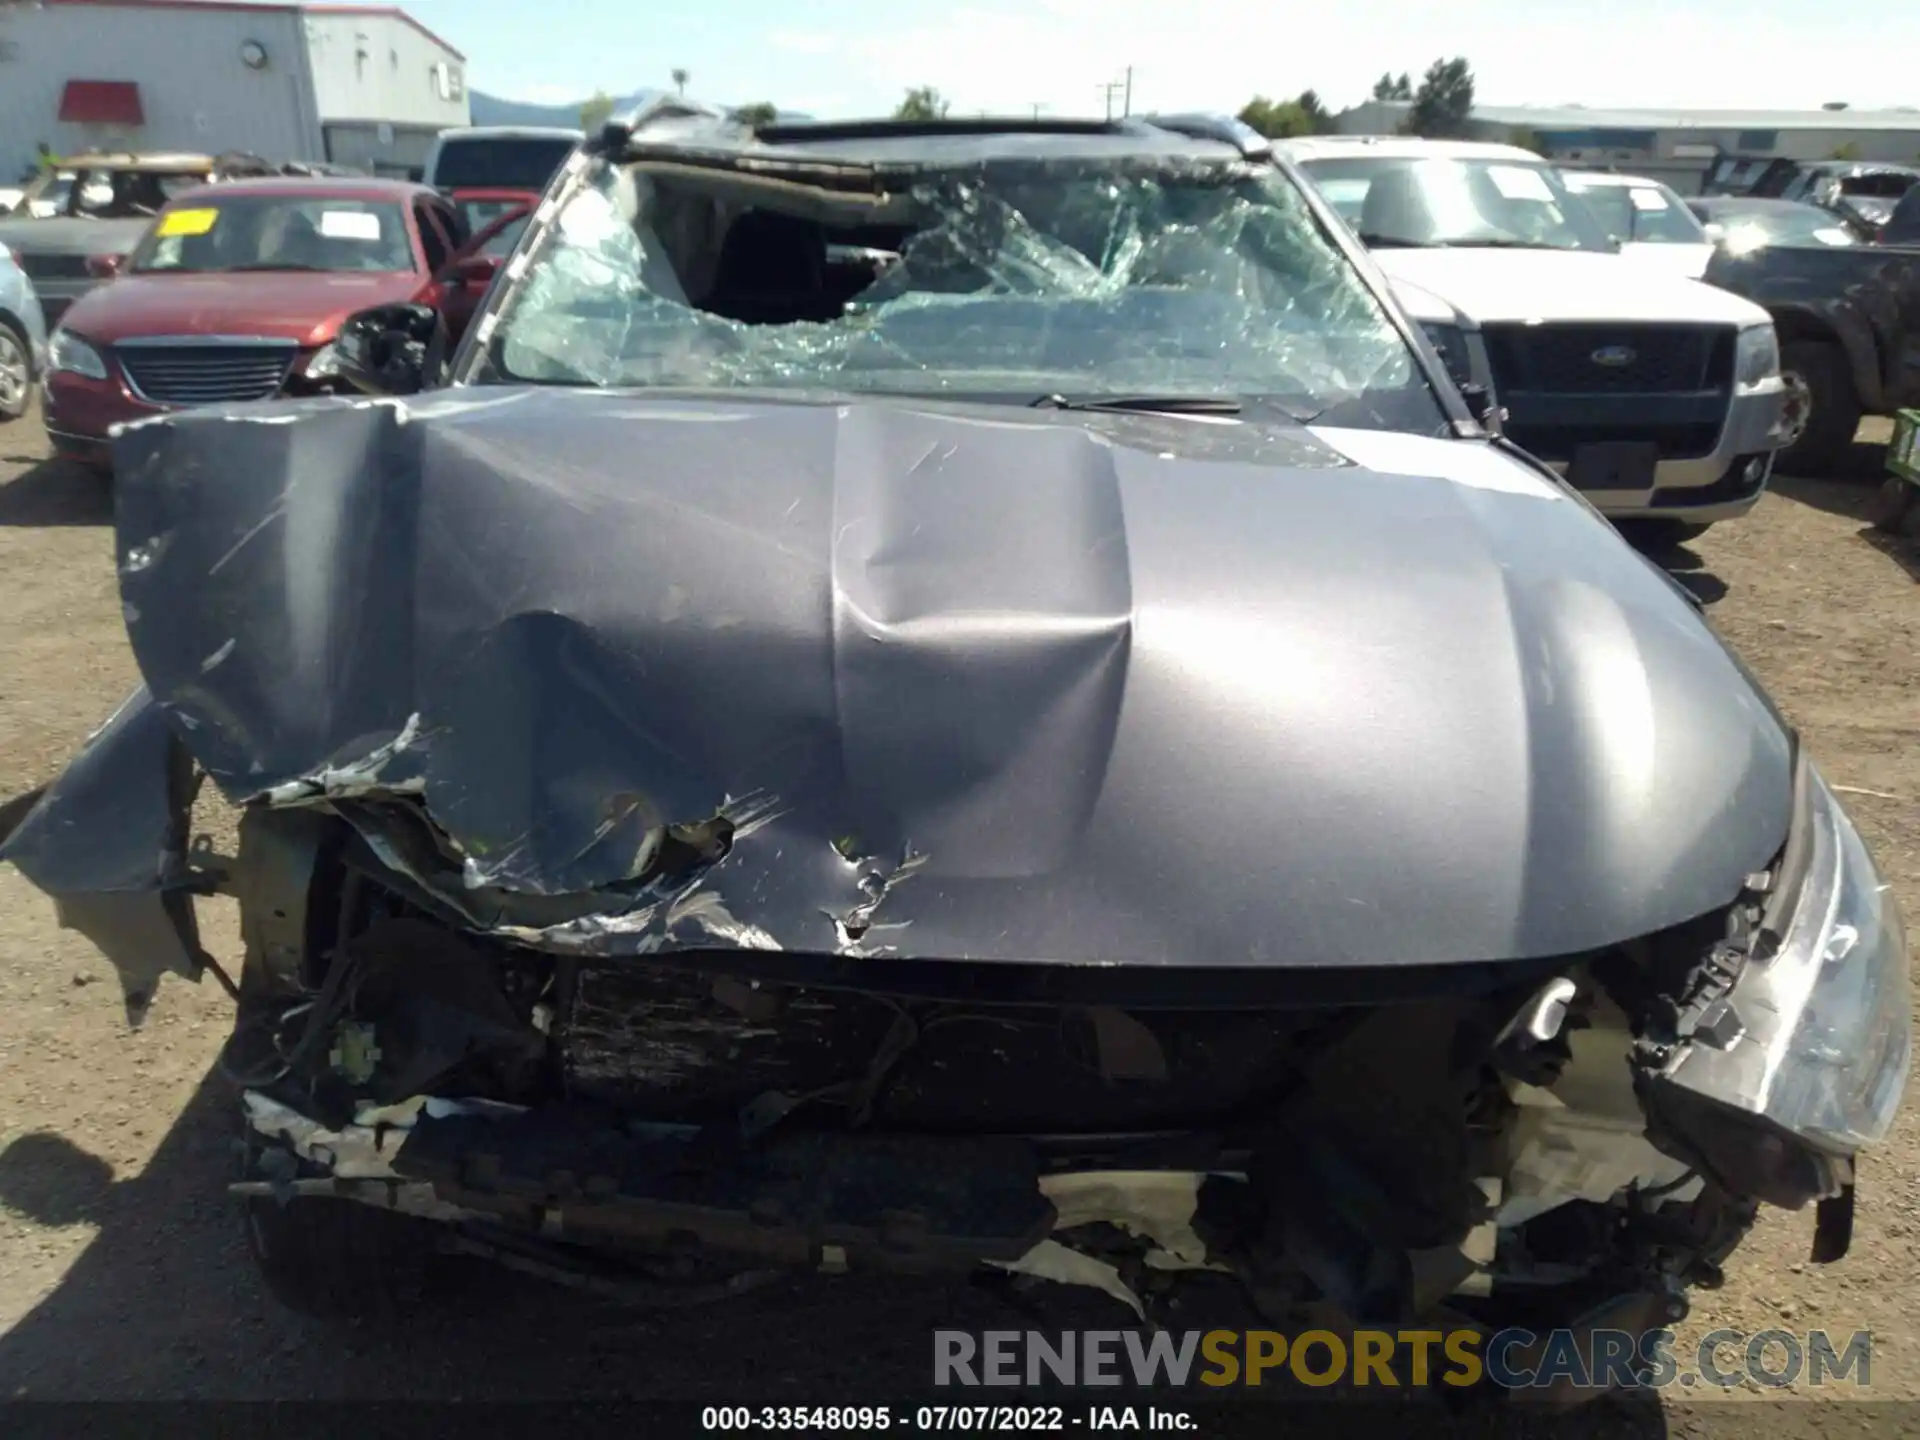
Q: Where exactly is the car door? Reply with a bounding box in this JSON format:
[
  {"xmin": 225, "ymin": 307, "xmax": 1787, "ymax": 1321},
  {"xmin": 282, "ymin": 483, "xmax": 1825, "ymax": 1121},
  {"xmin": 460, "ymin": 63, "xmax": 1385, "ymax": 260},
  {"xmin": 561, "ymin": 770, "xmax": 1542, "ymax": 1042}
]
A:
[
  {"xmin": 411, "ymin": 197, "xmax": 454, "ymax": 304},
  {"xmin": 433, "ymin": 202, "xmax": 532, "ymax": 346}
]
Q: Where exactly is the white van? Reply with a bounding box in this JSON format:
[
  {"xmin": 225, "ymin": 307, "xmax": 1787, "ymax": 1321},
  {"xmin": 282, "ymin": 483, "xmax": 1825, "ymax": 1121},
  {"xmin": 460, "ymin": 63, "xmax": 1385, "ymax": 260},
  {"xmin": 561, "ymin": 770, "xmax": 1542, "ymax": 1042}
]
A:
[{"xmin": 421, "ymin": 126, "xmax": 584, "ymax": 194}]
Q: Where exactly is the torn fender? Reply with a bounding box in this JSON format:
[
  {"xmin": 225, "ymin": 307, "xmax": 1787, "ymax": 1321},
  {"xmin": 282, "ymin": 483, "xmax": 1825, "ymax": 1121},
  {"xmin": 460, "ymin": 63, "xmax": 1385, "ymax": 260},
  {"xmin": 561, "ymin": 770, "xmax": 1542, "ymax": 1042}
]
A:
[{"xmin": 0, "ymin": 685, "xmax": 204, "ymax": 1023}]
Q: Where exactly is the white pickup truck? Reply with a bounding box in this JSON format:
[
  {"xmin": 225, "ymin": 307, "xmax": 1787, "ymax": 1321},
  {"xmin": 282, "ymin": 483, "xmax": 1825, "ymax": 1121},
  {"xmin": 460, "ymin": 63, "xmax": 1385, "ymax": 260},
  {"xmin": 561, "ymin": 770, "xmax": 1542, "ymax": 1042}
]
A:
[{"xmin": 1284, "ymin": 137, "xmax": 1786, "ymax": 539}]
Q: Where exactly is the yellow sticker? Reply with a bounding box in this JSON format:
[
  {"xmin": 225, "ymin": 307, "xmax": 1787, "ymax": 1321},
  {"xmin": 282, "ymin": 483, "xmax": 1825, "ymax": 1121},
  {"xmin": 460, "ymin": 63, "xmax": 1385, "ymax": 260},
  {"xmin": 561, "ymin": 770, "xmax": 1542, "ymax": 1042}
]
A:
[{"xmin": 157, "ymin": 207, "xmax": 219, "ymax": 237}]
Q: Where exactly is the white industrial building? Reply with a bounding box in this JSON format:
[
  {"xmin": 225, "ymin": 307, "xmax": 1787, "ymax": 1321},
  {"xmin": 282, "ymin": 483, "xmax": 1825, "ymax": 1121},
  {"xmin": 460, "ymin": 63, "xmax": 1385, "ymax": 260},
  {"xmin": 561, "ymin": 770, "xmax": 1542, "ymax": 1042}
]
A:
[
  {"xmin": 0, "ymin": 0, "xmax": 471, "ymax": 181},
  {"xmin": 1335, "ymin": 100, "xmax": 1920, "ymax": 194}
]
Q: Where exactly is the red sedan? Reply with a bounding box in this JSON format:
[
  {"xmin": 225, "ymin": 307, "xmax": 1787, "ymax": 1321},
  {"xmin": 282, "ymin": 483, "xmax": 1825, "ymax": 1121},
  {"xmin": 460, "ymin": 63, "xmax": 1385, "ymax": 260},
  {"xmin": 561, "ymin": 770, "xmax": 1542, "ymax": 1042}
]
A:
[{"xmin": 44, "ymin": 176, "xmax": 526, "ymax": 469}]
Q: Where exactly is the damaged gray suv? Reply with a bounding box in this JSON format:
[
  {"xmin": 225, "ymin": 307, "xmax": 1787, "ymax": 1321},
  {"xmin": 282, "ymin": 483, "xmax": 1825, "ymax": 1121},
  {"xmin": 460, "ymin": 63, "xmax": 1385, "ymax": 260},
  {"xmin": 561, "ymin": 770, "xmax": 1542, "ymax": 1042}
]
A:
[{"xmin": 2, "ymin": 102, "xmax": 1908, "ymax": 1375}]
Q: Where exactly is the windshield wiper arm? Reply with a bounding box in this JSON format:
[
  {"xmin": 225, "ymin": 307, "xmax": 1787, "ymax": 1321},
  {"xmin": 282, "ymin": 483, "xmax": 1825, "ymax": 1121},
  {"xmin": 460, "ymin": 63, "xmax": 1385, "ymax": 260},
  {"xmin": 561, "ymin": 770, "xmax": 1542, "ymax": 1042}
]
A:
[
  {"xmin": 1029, "ymin": 394, "xmax": 1243, "ymax": 416},
  {"xmin": 1354, "ymin": 232, "xmax": 1430, "ymax": 248},
  {"xmin": 229, "ymin": 262, "xmax": 327, "ymax": 272},
  {"xmin": 1439, "ymin": 237, "xmax": 1567, "ymax": 250}
]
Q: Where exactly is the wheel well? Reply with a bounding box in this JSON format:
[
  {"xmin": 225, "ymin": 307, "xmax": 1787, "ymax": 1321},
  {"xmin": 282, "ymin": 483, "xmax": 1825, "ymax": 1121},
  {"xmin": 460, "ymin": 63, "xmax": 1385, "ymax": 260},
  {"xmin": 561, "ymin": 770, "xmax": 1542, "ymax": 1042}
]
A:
[
  {"xmin": 0, "ymin": 307, "xmax": 34, "ymax": 375},
  {"xmin": 1771, "ymin": 311, "xmax": 1839, "ymax": 351}
]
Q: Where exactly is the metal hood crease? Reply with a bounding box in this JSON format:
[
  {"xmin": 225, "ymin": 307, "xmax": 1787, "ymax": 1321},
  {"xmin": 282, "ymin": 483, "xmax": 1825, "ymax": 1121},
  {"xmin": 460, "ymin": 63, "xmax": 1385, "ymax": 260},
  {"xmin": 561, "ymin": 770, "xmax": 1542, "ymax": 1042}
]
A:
[{"xmin": 7, "ymin": 387, "xmax": 1789, "ymax": 995}]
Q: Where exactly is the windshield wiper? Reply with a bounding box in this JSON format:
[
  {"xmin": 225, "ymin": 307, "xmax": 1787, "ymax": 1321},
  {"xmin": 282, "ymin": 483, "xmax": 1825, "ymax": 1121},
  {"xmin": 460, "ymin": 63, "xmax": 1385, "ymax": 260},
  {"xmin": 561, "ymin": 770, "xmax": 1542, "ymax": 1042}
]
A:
[
  {"xmin": 228, "ymin": 262, "xmax": 327, "ymax": 272},
  {"xmin": 1354, "ymin": 232, "xmax": 1430, "ymax": 248},
  {"xmin": 1029, "ymin": 394, "xmax": 1243, "ymax": 416},
  {"xmin": 1437, "ymin": 237, "xmax": 1573, "ymax": 250}
]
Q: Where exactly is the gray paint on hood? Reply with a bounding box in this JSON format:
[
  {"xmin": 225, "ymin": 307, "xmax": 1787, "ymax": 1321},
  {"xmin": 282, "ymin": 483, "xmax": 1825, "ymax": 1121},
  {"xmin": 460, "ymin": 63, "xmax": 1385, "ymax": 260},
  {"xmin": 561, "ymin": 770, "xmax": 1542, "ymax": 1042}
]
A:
[{"xmin": 17, "ymin": 388, "xmax": 1791, "ymax": 972}]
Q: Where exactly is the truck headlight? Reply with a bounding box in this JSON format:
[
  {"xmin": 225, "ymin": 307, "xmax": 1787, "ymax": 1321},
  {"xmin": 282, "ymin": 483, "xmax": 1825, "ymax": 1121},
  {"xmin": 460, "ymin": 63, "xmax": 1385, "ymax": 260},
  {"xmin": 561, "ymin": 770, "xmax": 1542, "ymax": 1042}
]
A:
[
  {"xmin": 1735, "ymin": 323, "xmax": 1780, "ymax": 387},
  {"xmin": 1661, "ymin": 765, "xmax": 1910, "ymax": 1156},
  {"xmin": 50, "ymin": 328, "xmax": 108, "ymax": 381}
]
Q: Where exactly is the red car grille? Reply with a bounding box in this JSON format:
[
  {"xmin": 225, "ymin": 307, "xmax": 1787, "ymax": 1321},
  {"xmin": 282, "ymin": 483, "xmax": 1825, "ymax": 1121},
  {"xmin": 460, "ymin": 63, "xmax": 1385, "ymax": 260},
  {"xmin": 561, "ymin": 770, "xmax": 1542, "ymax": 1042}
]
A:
[{"xmin": 116, "ymin": 342, "xmax": 297, "ymax": 407}]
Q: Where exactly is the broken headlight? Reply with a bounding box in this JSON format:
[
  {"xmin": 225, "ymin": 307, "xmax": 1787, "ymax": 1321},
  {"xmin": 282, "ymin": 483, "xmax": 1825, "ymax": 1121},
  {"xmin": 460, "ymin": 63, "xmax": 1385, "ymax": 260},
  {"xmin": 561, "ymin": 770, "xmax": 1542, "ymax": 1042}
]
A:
[{"xmin": 1660, "ymin": 765, "xmax": 1910, "ymax": 1157}]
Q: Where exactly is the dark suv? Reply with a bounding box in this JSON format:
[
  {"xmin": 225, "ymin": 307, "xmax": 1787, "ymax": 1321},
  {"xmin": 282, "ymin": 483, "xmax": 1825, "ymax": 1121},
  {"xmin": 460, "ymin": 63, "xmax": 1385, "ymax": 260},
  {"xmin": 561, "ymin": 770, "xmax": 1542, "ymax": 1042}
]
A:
[{"xmin": 4, "ymin": 102, "xmax": 1906, "ymax": 1395}]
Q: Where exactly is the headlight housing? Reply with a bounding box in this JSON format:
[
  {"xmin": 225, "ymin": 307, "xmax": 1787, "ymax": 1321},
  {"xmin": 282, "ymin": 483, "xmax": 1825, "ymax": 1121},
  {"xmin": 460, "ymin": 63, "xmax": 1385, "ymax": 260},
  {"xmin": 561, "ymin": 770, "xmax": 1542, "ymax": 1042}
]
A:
[
  {"xmin": 1735, "ymin": 323, "xmax": 1781, "ymax": 387},
  {"xmin": 50, "ymin": 329, "xmax": 108, "ymax": 381},
  {"xmin": 1660, "ymin": 764, "xmax": 1910, "ymax": 1156},
  {"xmin": 304, "ymin": 342, "xmax": 340, "ymax": 381}
]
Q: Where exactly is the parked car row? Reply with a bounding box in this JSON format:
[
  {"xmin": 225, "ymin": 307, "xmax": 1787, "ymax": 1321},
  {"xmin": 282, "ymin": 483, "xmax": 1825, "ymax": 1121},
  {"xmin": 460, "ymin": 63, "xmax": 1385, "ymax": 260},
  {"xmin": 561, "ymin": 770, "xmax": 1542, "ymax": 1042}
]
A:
[
  {"xmin": 0, "ymin": 125, "xmax": 585, "ymax": 449},
  {"xmin": 1, "ymin": 103, "xmax": 1908, "ymax": 1403}
]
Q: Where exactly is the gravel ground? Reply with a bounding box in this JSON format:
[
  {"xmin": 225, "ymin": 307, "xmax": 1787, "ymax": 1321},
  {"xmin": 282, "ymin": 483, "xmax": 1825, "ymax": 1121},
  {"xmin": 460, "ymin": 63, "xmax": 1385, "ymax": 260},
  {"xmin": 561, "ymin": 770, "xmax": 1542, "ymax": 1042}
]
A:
[{"xmin": 0, "ymin": 405, "xmax": 1916, "ymax": 1432}]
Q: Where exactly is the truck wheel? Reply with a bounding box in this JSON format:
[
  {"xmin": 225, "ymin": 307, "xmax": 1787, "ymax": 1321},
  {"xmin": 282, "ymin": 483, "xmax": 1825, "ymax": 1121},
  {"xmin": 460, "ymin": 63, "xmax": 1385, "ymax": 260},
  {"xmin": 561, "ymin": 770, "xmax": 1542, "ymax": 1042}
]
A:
[
  {"xmin": 0, "ymin": 319, "xmax": 30, "ymax": 421},
  {"xmin": 1777, "ymin": 342, "xmax": 1861, "ymax": 476}
]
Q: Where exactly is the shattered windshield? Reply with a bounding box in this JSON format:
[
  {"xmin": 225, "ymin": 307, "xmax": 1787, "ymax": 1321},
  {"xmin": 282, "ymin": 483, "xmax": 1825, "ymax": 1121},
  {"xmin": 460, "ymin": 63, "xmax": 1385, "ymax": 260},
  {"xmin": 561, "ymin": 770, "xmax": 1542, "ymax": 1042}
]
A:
[
  {"xmin": 1301, "ymin": 156, "xmax": 1612, "ymax": 253},
  {"xmin": 469, "ymin": 154, "xmax": 1435, "ymax": 424}
]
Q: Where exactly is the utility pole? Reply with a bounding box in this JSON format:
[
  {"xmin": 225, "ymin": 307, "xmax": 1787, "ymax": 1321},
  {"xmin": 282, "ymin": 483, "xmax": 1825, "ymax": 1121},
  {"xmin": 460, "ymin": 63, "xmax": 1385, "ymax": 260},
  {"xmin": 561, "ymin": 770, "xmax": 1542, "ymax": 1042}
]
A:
[
  {"xmin": 1098, "ymin": 68, "xmax": 1134, "ymax": 120},
  {"xmin": 1097, "ymin": 78, "xmax": 1124, "ymax": 121},
  {"xmin": 1122, "ymin": 65, "xmax": 1132, "ymax": 118}
]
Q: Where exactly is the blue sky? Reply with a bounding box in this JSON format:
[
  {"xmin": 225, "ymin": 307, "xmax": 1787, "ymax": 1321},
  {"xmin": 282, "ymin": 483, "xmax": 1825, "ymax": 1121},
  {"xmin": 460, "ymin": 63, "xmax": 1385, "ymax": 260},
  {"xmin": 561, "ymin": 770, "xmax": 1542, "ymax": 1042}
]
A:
[{"xmin": 401, "ymin": 0, "xmax": 1920, "ymax": 118}]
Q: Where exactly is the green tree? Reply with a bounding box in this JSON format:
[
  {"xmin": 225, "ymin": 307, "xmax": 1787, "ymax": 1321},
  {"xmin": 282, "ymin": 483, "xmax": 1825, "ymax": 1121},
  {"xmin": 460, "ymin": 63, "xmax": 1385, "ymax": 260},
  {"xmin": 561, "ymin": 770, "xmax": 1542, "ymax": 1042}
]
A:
[
  {"xmin": 1238, "ymin": 91, "xmax": 1336, "ymax": 139},
  {"xmin": 895, "ymin": 86, "xmax": 950, "ymax": 121},
  {"xmin": 1829, "ymin": 141, "xmax": 1863, "ymax": 161},
  {"xmin": 1372, "ymin": 71, "xmax": 1413, "ymax": 101},
  {"xmin": 729, "ymin": 101, "xmax": 779, "ymax": 128},
  {"xmin": 579, "ymin": 90, "xmax": 616, "ymax": 132},
  {"xmin": 1406, "ymin": 57, "xmax": 1475, "ymax": 139},
  {"xmin": 1296, "ymin": 89, "xmax": 1333, "ymax": 133},
  {"xmin": 671, "ymin": 68, "xmax": 690, "ymax": 95},
  {"xmin": 1237, "ymin": 96, "xmax": 1308, "ymax": 138}
]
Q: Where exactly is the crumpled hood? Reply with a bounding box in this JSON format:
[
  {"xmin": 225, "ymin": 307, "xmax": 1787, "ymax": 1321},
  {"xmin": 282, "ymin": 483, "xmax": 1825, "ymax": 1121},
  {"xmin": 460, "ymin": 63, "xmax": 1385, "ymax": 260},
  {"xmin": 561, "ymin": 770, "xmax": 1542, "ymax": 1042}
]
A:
[
  {"xmin": 1373, "ymin": 247, "xmax": 1770, "ymax": 327},
  {"xmin": 87, "ymin": 389, "xmax": 1790, "ymax": 970}
]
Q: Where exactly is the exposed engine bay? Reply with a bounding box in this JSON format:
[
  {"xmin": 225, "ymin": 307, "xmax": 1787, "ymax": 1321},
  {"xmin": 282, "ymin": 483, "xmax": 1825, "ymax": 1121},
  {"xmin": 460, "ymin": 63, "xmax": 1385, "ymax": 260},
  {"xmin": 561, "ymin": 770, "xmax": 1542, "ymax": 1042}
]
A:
[{"xmin": 206, "ymin": 797, "xmax": 1828, "ymax": 1339}]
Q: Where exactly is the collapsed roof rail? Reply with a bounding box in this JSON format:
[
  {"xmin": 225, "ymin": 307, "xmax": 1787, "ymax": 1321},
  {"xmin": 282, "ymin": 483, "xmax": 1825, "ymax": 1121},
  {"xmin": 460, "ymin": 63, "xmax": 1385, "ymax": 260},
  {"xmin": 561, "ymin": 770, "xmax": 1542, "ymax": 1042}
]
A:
[{"xmin": 1141, "ymin": 112, "xmax": 1272, "ymax": 159}]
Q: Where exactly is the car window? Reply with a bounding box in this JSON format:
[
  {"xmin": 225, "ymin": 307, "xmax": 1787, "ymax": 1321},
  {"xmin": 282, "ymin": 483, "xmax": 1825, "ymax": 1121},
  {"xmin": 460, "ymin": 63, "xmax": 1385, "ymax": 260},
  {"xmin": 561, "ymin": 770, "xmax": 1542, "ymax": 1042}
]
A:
[
  {"xmin": 1887, "ymin": 187, "xmax": 1920, "ymax": 246},
  {"xmin": 1566, "ymin": 180, "xmax": 1706, "ymax": 245},
  {"xmin": 430, "ymin": 137, "xmax": 577, "ymax": 191},
  {"xmin": 437, "ymin": 200, "xmax": 471, "ymax": 249},
  {"xmin": 414, "ymin": 200, "xmax": 451, "ymax": 271},
  {"xmin": 1298, "ymin": 155, "xmax": 1612, "ymax": 252},
  {"xmin": 130, "ymin": 195, "xmax": 417, "ymax": 273},
  {"xmin": 472, "ymin": 154, "xmax": 1447, "ymax": 434},
  {"xmin": 479, "ymin": 212, "xmax": 528, "ymax": 258},
  {"xmin": 1839, "ymin": 173, "xmax": 1918, "ymax": 200},
  {"xmin": 459, "ymin": 197, "xmax": 531, "ymax": 238}
]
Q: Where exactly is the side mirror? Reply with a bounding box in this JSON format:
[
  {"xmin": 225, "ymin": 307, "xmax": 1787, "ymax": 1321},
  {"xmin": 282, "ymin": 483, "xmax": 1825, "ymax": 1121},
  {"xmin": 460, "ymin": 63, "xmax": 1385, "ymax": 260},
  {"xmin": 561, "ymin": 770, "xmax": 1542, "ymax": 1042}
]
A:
[
  {"xmin": 445, "ymin": 252, "xmax": 500, "ymax": 287},
  {"xmin": 86, "ymin": 253, "xmax": 125, "ymax": 279},
  {"xmin": 334, "ymin": 302, "xmax": 442, "ymax": 397},
  {"xmin": 1460, "ymin": 383, "xmax": 1504, "ymax": 436}
]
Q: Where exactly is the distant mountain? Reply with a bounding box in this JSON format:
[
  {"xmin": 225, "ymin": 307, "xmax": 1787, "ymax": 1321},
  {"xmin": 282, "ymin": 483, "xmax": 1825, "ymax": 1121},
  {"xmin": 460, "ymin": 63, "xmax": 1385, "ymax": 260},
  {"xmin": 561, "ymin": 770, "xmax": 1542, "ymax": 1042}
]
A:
[{"xmin": 468, "ymin": 89, "xmax": 809, "ymax": 128}]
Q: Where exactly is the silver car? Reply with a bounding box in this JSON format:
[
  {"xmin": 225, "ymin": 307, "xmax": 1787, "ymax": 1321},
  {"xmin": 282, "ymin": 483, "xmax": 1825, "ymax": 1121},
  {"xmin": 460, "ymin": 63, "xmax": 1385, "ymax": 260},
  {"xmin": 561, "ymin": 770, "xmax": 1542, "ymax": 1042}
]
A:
[{"xmin": 0, "ymin": 238, "xmax": 51, "ymax": 423}]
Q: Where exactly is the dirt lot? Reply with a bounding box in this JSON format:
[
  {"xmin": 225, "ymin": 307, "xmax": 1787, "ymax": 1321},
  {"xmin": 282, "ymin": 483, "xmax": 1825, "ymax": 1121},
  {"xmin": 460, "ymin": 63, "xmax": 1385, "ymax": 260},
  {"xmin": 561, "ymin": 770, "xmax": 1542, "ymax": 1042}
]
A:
[{"xmin": 0, "ymin": 404, "xmax": 1916, "ymax": 1428}]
